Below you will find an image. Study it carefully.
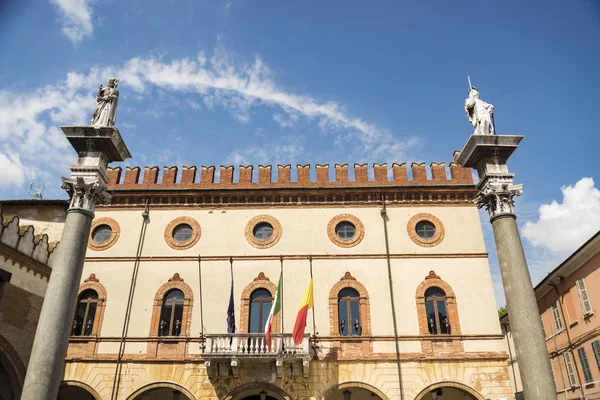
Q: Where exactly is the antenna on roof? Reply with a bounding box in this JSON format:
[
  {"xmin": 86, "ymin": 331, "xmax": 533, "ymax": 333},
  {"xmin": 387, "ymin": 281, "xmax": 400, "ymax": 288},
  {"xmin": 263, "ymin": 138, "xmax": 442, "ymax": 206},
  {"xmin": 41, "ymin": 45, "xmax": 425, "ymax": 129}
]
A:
[{"xmin": 28, "ymin": 180, "xmax": 44, "ymax": 200}]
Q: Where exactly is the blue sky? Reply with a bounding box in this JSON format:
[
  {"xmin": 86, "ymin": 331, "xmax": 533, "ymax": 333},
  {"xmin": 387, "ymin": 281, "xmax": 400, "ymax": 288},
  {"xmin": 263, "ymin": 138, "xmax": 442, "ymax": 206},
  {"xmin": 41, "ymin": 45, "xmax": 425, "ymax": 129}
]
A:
[{"xmin": 1, "ymin": 0, "xmax": 599, "ymax": 306}]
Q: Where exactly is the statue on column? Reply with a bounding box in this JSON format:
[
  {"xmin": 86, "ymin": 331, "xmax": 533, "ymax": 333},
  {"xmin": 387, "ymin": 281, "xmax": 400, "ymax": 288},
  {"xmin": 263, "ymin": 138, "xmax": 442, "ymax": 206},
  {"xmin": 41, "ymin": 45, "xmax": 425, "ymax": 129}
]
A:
[
  {"xmin": 464, "ymin": 82, "xmax": 495, "ymax": 135},
  {"xmin": 90, "ymin": 78, "xmax": 120, "ymax": 127}
]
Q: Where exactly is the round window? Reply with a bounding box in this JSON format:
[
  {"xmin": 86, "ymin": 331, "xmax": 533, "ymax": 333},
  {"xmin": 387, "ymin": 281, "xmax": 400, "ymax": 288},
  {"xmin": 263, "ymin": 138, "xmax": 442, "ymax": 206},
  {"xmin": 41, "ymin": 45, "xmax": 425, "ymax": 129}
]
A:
[
  {"xmin": 415, "ymin": 221, "xmax": 436, "ymax": 239},
  {"xmin": 253, "ymin": 222, "xmax": 274, "ymax": 240},
  {"xmin": 172, "ymin": 224, "xmax": 193, "ymax": 243},
  {"xmin": 335, "ymin": 221, "xmax": 356, "ymax": 239},
  {"xmin": 91, "ymin": 225, "xmax": 112, "ymax": 244}
]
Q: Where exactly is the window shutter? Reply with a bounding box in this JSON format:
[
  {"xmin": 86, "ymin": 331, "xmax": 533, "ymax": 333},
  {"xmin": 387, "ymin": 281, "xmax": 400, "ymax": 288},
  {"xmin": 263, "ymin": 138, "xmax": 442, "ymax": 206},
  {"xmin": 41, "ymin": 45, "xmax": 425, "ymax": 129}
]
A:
[
  {"xmin": 576, "ymin": 279, "xmax": 593, "ymax": 315},
  {"xmin": 565, "ymin": 291, "xmax": 578, "ymax": 324}
]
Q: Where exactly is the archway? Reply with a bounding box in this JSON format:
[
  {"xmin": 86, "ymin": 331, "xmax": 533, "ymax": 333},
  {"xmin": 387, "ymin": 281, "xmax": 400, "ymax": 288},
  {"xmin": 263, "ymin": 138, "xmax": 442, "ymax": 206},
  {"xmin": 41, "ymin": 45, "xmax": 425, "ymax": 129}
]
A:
[
  {"xmin": 321, "ymin": 382, "xmax": 388, "ymax": 400},
  {"xmin": 127, "ymin": 382, "xmax": 195, "ymax": 400},
  {"xmin": 224, "ymin": 382, "xmax": 293, "ymax": 400},
  {"xmin": 414, "ymin": 382, "xmax": 484, "ymax": 400},
  {"xmin": 0, "ymin": 336, "xmax": 25, "ymax": 400},
  {"xmin": 57, "ymin": 381, "xmax": 101, "ymax": 400}
]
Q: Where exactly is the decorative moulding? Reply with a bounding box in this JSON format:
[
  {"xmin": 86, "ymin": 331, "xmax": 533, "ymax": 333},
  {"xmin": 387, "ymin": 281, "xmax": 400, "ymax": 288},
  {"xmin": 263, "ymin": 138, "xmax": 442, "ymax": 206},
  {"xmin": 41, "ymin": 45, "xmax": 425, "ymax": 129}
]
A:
[
  {"xmin": 407, "ymin": 213, "xmax": 445, "ymax": 248},
  {"xmin": 340, "ymin": 271, "xmax": 357, "ymax": 281},
  {"xmin": 245, "ymin": 215, "xmax": 282, "ymax": 249},
  {"xmin": 168, "ymin": 273, "xmax": 184, "ymax": 282},
  {"xmin": 164, "ymin": 217, "xmax": 201, "ymax": 250},
  {"xmin": 88, "ymin": 217, "xmax": 120, "ymax": 251},
  {"xmin": 327, "ymin": 214, "xmax": 365, "ymax": 248},
  {"xmin": 254, "ymin": 272, "xmax": 270, "ymax": 281},
  {"xmin": 84, "ymin": 273, "xmax": 100, "ymax": 282}
]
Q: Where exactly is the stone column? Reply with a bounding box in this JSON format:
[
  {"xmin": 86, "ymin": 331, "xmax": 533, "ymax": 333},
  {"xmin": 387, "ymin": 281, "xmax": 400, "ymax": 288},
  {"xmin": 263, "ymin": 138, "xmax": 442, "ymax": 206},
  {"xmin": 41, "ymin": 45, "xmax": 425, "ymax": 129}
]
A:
[
  {"xmin": 21, "ymin": 127, "xmax": 130, "ymax": 400},
  {"xmin": 458, "ymin": 135, "xmax": 557, "ymax": 400}
]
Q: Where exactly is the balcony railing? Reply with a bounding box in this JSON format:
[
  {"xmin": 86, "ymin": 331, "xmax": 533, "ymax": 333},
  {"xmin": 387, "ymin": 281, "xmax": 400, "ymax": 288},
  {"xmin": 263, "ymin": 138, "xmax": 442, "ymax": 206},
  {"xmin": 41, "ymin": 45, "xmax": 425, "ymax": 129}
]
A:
[{"xmin": 203, "ymin": 333, "xmax": 311, "ymax": 358}]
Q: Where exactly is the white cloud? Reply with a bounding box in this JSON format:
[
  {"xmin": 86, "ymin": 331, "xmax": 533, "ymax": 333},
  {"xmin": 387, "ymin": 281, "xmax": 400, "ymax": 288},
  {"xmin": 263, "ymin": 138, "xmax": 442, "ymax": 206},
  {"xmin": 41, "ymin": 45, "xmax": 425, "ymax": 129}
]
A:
[
  {"xmin": 0, "ymin": 153, "xmax": 26, "ymax": 188},
  {"xmin": 0, "ymin": 47, "xmax": 417, "ymax": 197},
  {"xmin": 522, "ymin": 177, "xmax": 600, "ymax": 255},
  {"xmin": 50, "ymin": 0, "xmax": 94, "ymax": 43}
]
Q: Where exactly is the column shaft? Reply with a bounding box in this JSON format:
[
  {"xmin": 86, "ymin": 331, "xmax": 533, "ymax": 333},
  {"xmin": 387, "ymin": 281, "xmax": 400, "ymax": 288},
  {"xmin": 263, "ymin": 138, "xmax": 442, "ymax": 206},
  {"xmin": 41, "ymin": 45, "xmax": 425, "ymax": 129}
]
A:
[
  {"xmin": 21, "ymin": 210, "xmax": 93, "ymax": 400},
  {"xmin": 491, "ymin": 215, "xmax": 557, "ymax": 399}
]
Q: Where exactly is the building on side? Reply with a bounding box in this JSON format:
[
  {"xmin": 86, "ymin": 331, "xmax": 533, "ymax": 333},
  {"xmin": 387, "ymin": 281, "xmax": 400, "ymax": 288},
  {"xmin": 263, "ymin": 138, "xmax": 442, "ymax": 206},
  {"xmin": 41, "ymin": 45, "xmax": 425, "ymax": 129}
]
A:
[
  {"xmin": 501, "ymin": 230, "xmax": 600, "ymax": 400},
  {"xmin": 0, "ymin": 200, "xmax": 65, "ymax": 400},
  {"xmin": 47, "ymin": 155, "xmax": 510, "ymax": 400}
]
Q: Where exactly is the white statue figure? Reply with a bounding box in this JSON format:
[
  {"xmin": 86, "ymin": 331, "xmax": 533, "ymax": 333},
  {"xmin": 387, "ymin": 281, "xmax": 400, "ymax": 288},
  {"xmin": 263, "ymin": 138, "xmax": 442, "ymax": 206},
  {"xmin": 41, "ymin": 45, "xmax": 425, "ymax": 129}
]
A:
[
  {"xmin": 90, "ymin": 78, "xmax": 120, "ymax": 127},
  {"xmin": 465, "ymin": 86, "xmax": 495, "ymax": 135}
]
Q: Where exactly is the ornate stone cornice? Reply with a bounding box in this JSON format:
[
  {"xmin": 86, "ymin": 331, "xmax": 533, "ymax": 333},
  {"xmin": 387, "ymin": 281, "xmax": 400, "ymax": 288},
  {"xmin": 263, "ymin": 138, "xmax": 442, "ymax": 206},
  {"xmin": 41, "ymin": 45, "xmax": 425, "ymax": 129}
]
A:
[
  {"xmin": 61, "ymin": 177, "xmax": 111, "ymax": 215},
  {"xmin": 475, "ymin": 179, "xmax": 523, "ymax": 220}
]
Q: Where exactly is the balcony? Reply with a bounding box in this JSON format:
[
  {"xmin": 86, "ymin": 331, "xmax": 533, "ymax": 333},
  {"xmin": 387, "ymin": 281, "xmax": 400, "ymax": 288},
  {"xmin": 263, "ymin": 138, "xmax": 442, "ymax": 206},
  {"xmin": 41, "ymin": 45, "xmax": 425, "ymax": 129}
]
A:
[{"xmin": 202, "ymin": 333, "xmax": 312, "ymax": 377}]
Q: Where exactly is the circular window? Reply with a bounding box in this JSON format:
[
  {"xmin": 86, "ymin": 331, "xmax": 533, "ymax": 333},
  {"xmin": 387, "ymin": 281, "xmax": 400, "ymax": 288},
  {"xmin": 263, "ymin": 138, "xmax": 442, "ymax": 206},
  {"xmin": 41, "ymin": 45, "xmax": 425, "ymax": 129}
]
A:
[
  {"xmin": 92, "ymin": 225, "xmax": 112, "ymax": 243},
  {"xmin": 172, "ymin": 224, "xmax": 193, "ymax": 243},
  {"xmin": 164, "ymin": 217, "xmax": 201, "ymax": 250},
  {"xmin": 88, "ymin": 218, "xmax": 120, "ymax": 251},
  {"xmin": 407, "ymin": 213, "xmax": 445, "ymax": 247},
  {"xmin": 335, "ymin": 221, "xmax": 356, "ymax": 239},
  {"xmin": 253, "ymin": 222, "xmax": 274, "ymax": 241},
  {"xmin": 327, "ymin": 214, "xmax": 364, "ymax": 248},
  {"xmin": 245, "ymin": 215, "xmax": 282, "ymax": 249},
  {"xmin": 415, "ymin": 221, "xmax": 436, "ymax": 239}
]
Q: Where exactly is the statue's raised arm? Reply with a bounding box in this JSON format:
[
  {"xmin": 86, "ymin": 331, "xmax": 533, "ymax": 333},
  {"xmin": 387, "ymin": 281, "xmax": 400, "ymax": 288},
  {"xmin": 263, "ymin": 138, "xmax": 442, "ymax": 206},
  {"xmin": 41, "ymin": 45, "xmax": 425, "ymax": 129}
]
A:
[
  {"xmin": 464, "ymin": 86, "xmax": 495, "ymax": 135},
  {"xmin": 90, "ymin": 78, "xmax": 120, "ymax": 127}
]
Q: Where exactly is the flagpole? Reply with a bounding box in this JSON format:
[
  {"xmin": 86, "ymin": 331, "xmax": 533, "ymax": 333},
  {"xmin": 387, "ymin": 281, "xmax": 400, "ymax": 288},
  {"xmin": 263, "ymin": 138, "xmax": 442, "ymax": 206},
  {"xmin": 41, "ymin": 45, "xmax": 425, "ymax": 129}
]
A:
[
  {"xmin": 309, "ymin": 255, "xmax": 317, "ymax": 339},
  {"xmin": 230, "ymin": 257, "xmax": 234, "ymax": 332},
  {"xmin": 198, "ymin": 255, "xmax": 205, "ymax": 337},
  {"xmin": 280, "ymin": 255, "xmax": 284, "ymax": 335}
]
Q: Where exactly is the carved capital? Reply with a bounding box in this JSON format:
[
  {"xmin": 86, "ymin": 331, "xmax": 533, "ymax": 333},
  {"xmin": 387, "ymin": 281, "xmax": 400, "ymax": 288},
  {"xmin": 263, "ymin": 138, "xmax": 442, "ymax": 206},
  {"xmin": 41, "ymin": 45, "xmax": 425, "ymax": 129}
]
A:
[
  {"xmin": 475, "ymin": 180, "xmax": 523, "ymax": 220},
  {"xmin": 61, "ymin": 177, "xmax": 111, "ymax": 214}
]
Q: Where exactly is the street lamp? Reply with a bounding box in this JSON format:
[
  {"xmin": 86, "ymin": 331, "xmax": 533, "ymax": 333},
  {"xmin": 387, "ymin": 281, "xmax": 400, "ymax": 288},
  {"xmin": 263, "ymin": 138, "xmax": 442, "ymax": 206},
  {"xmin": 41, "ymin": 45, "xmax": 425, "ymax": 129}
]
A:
[
  {"xmin": 343, "ymin": 389, "xmax": 351, "ymax": 400},
  {"xmin": 260, "ymin": 390, "xmax": 267, "ymax": 400},
  {"xmin": 430, "ymin": 391, "xmax": 437, "ymax": 400}
]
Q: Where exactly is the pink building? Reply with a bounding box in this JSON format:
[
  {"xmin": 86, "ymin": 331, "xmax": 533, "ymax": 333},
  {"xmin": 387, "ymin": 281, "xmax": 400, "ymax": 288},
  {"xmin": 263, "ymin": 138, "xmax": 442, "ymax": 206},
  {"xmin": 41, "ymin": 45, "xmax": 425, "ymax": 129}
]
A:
[{"xmin": 502, "ymin": 231, "xmax": 600, "ymax": 400}]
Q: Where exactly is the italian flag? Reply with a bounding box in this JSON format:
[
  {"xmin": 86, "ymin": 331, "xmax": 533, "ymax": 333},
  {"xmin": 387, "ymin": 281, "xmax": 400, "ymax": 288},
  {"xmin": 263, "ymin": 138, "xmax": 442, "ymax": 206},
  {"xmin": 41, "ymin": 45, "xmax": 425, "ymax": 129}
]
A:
[
  {"xmin": 264, "ymin": 273, "xmax": 282, "ymax": 349},
  {"xmin": 292, "ymin": 278, "xmax": 314, "ymax": 345}
]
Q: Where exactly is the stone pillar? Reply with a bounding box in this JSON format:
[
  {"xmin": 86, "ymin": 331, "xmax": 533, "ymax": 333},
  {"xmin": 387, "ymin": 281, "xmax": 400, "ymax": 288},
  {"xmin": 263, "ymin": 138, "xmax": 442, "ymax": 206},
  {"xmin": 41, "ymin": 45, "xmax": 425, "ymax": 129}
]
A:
[
  {"xmin": 21, "ymin": 127, "xmax": 130, "ymax": 400},
  {"xmin": 458, "ymin": 135, "xmax": 557, "ymax": 400}
]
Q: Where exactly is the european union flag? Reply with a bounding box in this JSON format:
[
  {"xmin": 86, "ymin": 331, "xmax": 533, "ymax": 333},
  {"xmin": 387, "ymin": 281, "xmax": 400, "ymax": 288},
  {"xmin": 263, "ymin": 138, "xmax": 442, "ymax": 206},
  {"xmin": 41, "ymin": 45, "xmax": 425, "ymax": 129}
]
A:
[{"xmin": 226, "ymin": 280, "xmax": 236, "ymax": 334}]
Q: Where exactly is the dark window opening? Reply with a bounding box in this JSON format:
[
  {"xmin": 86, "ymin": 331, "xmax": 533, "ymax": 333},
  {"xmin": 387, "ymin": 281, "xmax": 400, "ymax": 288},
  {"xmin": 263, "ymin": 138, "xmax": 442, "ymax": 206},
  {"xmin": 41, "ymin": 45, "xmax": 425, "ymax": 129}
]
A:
[
  {"xmin": 91, "ymin": 224, "xmax": 112, "ymax": 243},
  {"xmin": 335, "ymin": 222, "xmax": 356, "ymax": 239},
  {"xmin": 249, "ymin": 288, "xmax": 272, "ymax": 333},
  {"xmin": 159, "ymin": 289, "xmax": 184, "ymax": 336},
  {"xmin": 72, "ymin": 289, "xmax": 98, "ymax": 336},
  {"xmin": 416, "ymin": 221, "xmax": 436, "ymax": 239},
  {"xmin": 172, "ymin": 224, "xmax": 193, "ymax": 243},
  {"xmin": 425, "ymin": 286, "xmax": 450, "ymax": 334},
  {"xmin": 253, "ymin": 223, "xmax": 274, "ymax": 241},
  {"xmin": 338, "ymin": 287, "xmax": 361, "ymax": 336}
]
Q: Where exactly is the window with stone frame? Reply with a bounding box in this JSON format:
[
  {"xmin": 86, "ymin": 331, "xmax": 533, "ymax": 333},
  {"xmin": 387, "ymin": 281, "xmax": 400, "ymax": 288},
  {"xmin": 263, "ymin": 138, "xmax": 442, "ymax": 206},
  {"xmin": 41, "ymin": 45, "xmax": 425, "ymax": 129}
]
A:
[
  {"xmin": 159, "ymin": 289, "xmax": 185, "ymax": 337},
  {"xmin": 551, "ymin": 300, "xmax": 563, "ymax": 331},
  {"xmin": 72, "ymin": 289, "xmax": 99, "ymax": 336},
  {"xmin": 148, "ymin": 273, "xmax": 193, "ymax": 339},
  {"xmin": 338, "ymin": 288, "xmax": 361, "ymax": 336},
  {"xmin": 425, "ymin": 287, "xmax": 450, "ymax": 335},
  {"xmin": 415, "ymin": 271, "xmax": 461, "ymax": 337}
]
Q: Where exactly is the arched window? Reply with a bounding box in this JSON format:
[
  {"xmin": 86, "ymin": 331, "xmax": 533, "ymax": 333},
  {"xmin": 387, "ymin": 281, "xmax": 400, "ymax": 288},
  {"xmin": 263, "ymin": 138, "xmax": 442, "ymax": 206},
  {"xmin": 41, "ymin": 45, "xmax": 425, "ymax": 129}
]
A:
[
  {"xmin": 249, "ymin": 289, "xmax": 272, "ymax": 333},
  {"xmin": 159, "ymin": 289, "xmax": 184, "ymax": 336},
  {"xmin": 72, "ymin": 289, "xmax": 98, "ymax": 336},
  {"xmin": 338, "ymin": 287, "xmax": 361, "ymax": 336},
  {"xmin": 425, "ymin": 287, "xmax": 450, "ymax": 334}
]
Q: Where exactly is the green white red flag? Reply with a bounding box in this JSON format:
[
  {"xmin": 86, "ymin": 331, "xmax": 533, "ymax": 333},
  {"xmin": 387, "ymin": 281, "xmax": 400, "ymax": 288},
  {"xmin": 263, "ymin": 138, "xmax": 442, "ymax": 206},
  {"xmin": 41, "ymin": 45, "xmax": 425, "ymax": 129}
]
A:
[
  {"xmin": 292, "ymin": 278, "xmax": 314, "ymax": 344},
  {"xmin": 265, "ymin": 273, "xmax": 282, "ymax": 349}
]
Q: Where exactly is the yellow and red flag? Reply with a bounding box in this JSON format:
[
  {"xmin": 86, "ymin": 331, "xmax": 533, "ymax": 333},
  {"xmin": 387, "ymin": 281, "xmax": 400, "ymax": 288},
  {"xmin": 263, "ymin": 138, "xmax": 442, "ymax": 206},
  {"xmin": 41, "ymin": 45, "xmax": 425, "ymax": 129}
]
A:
[{"xmin": 292, "ymin": 278, "xmax": 314, "ymax": 345}]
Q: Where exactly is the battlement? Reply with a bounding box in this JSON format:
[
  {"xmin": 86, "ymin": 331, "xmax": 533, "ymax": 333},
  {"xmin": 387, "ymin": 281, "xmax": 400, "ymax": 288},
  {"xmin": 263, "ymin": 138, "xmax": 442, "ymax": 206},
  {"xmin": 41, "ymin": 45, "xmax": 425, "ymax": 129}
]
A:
[
  {"xmin": 0, "ymin": 212, "xmax": 59, "ymax": 279},
  {"xmin": 107, "ymin": 152, "xmax": 473, "ymax": 190}
]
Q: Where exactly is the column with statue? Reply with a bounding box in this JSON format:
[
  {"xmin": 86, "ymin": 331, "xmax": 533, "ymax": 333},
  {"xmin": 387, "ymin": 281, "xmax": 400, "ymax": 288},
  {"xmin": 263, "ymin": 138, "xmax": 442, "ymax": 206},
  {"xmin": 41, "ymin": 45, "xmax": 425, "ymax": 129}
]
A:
[
  {"xmin": 459, "ymin": 81, "xmax": 557, "ymax": 399},
  {"xmin": 21, "ymin": 79, "xmax": 131, "ymax": 400}
]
